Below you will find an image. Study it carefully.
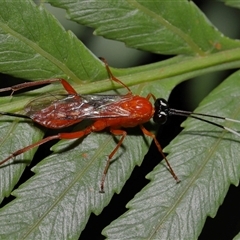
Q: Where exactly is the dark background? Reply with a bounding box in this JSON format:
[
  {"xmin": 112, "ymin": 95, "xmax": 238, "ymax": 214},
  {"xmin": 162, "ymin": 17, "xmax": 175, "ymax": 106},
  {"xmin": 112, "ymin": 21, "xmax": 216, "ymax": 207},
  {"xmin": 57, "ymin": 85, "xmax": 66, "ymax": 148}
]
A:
[{"xmin": 1, "ymin": 1, "xmax": 240, "ymax": 239}]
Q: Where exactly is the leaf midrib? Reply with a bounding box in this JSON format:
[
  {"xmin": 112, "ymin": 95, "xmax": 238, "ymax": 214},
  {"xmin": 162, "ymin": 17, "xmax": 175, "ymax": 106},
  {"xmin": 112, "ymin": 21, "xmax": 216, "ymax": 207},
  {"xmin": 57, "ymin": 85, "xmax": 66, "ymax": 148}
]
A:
[
  {"xmin": 148, "ymin": 105, "xmax": 240, "ymax": 239},
  {"xmin": 127, "ymin": 0, "xmax": 205, "ymax": 55},
  {"xmin": 19, "ymin": 134, "xmax": 113, "ymax": 239}
]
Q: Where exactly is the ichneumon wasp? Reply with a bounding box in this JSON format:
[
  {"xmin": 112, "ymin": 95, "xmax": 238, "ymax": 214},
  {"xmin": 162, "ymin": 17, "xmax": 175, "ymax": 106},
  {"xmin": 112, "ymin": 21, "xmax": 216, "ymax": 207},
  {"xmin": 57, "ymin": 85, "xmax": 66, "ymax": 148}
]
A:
[{"xmin": 0, "ymin": 58, "xmax": 239, "ymax": 192}]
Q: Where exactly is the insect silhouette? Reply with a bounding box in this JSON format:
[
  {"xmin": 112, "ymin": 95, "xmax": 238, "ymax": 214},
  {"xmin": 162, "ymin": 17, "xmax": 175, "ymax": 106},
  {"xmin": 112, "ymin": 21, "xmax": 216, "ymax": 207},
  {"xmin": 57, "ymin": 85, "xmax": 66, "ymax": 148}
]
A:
[{"xmin": 0, "ymin": 58, "xmax": 240, "ymax": 192}]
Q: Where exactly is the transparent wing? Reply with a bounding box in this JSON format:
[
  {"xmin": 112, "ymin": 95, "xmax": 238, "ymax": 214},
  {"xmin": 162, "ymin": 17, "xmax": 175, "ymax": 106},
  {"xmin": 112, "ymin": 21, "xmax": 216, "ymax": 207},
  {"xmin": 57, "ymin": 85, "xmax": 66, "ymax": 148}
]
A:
[{"xmin": 25, "ymin": 94, "xmax": 133, "ymax": 120}]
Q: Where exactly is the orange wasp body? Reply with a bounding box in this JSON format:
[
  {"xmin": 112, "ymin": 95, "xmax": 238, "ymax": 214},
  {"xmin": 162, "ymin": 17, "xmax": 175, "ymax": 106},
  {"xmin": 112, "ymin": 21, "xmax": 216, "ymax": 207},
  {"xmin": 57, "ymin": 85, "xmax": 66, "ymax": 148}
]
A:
[
  {"xmin": 0, "ymin": 61, "xmax": 179, "ymax": 192},
  {"xmin": 1, "ymin": 60, "xmax": 240, "ymax": 192}
]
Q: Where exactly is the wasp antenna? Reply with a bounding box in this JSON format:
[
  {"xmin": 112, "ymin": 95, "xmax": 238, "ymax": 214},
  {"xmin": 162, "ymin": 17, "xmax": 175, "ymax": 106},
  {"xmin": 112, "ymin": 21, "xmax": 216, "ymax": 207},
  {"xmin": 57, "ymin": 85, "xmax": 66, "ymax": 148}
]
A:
[
  {"xmin": 170, "ymin": 109, "xmax": 240, "ymax": 137},
  {"xmin": 224, "ymin": 127, "xmax": 240, "ymax": 137},
  {"xmin": 170, "ymin": 108, "xmax": 238, "ymax": 121},
  {"xmin": 189, "ymin": 115, "xmax": 240, "ymax": 137},
  {"xmin": 225, "ymin": 117, "xmax": 240, "ymax": 123}
]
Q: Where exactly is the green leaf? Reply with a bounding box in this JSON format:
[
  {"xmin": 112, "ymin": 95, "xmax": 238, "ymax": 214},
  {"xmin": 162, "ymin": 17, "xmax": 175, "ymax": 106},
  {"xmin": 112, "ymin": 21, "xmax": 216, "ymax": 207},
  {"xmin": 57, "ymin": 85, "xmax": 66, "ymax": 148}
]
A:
[
  {"xmin": 46, "ymin": 0, "xmax": 240, "ymax": 55},
  {"xmin": 0, "ymin": 116, "xmax": 44, "ymax": 203},
  {"xmin": 221, "ymin": 0, "xmax": 240, "ymax": 9},
  {"xmin": 0, "ymin": 130, "xmax": 151, "ymax": 239},
  {"xmin": 234, "ymin": 232, "xmax": 240, "ymax": 240},
  {"xmin": 0, "ymin": 0, "xmax": 108, "ymax": 204},
  {"xmin": 0, "ymin": 0, "xmax": 106, "ymax": 82},
  {"xmin": 0, "ymin": 1, "xmax": 240, "ymax": 239},
  {"xmin": 103, "ymin": 71, "xmax": 240, "ymax": 240}
]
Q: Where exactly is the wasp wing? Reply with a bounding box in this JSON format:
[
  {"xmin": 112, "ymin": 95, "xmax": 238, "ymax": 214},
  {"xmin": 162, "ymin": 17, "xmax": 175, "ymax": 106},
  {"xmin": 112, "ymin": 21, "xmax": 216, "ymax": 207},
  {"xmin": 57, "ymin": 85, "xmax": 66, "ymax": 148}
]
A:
[
  {"xmin": 24, "ymin": 94, "xmax": 133, "ymax": 128},
  {"xmin": 78, "ymin": 94, "xmax": 132, "ymax": 118}
]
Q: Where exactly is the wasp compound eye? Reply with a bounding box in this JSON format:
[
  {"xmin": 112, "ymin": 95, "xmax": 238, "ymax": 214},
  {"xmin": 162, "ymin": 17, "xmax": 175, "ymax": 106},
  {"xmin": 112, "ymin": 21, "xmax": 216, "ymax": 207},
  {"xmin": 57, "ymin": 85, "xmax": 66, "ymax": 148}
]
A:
[{"xmin": 153, "ymin": 98, "xmax": 169, "ymax": 124}]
